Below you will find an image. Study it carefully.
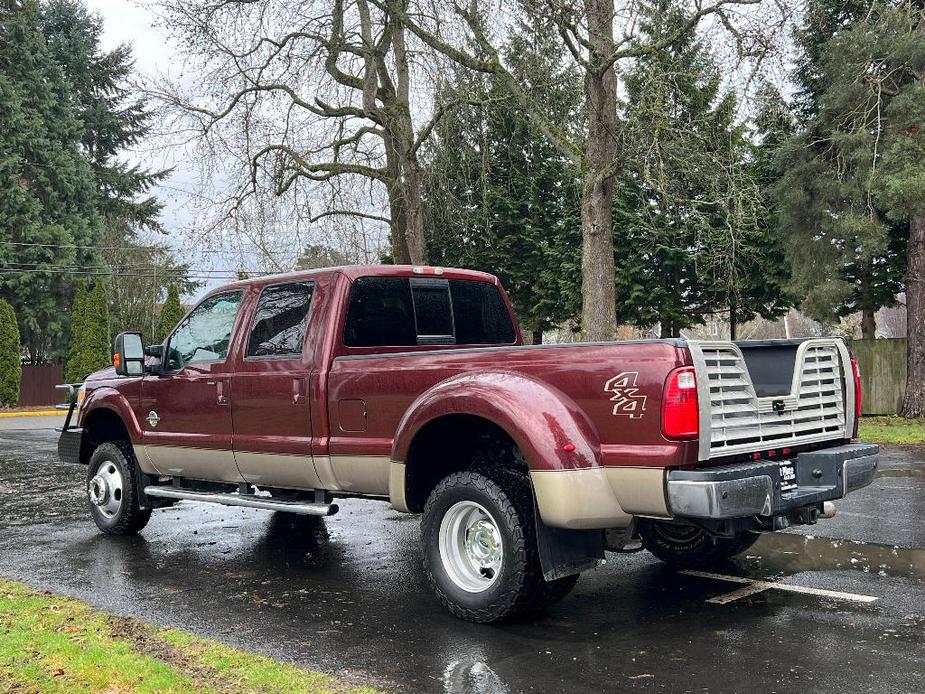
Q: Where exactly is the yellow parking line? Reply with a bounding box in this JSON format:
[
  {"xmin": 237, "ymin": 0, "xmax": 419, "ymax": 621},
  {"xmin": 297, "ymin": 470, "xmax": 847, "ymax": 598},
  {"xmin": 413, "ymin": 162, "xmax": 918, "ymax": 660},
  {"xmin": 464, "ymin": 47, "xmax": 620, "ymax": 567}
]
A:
[{"xmin": 0, "ymin": 410, "xmax": 64, "ymax": 418}]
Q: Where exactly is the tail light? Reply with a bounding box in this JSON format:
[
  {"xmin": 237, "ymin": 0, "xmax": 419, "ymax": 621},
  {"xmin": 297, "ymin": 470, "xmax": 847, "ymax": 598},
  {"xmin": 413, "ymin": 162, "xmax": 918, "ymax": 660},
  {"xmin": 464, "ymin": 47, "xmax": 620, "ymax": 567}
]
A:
[
  {"xmin": 851, "ymin": 357, "xmax": 862, "ymax": 437},
  {"xmin": 662, "ymin": 366, "xmax": 699, "ymax": 439}
]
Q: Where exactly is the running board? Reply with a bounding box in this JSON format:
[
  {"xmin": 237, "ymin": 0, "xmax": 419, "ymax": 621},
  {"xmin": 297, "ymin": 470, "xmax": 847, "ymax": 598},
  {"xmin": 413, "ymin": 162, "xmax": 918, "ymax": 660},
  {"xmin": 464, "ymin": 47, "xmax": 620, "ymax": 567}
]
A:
[{"xmin": 143, "ymin": 486, "xmax": 338, "ymax": 516}]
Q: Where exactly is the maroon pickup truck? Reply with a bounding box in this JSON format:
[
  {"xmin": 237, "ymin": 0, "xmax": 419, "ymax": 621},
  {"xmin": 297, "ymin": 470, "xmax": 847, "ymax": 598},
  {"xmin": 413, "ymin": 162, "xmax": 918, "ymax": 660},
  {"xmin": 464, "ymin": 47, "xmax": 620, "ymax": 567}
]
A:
[{"xmin": 58, "ymin": 265, "xmax": 878, "ymax": 622}]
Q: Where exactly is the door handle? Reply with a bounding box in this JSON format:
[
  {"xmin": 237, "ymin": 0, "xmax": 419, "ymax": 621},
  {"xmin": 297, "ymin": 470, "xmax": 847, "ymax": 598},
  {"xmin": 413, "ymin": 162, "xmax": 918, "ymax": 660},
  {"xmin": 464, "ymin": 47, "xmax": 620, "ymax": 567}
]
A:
[
  {"xmin": 292, "ymin": 377, "xmax": 306, "ymax": 405},
  {"xmin": 215, "ymin": 379, "xmax": 229, "ymax": 405}
]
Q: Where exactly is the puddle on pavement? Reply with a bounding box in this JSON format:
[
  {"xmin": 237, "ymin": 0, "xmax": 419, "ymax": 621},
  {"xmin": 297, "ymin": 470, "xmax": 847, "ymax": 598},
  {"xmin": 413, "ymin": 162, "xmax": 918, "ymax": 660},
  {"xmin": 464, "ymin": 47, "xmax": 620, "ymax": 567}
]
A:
[
  {"xmin": 747, "ymin": 532, "xmax": 925, "ymax": 581},
  {"xmin": 877, "ymin": 469, "xmax": 925, "ymax": 478}
]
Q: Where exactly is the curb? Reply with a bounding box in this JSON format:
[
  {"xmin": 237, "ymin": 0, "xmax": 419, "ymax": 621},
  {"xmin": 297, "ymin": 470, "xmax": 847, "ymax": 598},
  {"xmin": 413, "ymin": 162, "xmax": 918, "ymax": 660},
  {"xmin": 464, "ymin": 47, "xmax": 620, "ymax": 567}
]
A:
[{"xmin": 0, "ymin": 409, "xmax": 64, "ymax": 418}]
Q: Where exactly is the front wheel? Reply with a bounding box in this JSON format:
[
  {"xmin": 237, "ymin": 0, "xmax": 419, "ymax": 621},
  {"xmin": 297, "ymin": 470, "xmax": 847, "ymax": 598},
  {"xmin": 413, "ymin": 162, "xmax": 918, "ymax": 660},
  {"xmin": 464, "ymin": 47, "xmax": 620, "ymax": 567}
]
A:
[
  {"xmin": 639, "ymin": 520, "xmax": 759, "ymax": 567},
  {"xmin": 421, "ymin": 469, "xmax": 573, "ymax": 622},
  {"xmin": 86, "ymin": 441, "xmax": 151, "ymax": 535}
]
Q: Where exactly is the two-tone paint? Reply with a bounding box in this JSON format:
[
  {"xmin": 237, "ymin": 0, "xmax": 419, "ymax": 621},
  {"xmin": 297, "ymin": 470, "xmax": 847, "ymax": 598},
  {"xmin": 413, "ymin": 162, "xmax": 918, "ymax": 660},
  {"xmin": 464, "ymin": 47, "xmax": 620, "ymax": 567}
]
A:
[{"xmin": 71, "ymin": 265, "xmax": 842, "ymax": 531}]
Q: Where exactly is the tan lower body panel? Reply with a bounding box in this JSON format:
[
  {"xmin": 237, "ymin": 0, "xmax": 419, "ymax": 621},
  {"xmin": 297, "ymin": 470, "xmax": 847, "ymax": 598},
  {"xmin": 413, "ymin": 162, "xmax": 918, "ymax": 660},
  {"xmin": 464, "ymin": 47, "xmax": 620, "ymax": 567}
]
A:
[
  {"xmin": 389, "ymin": 462, "xmax": 409, "ymax": 512},
  {"xmin": 144, "ymin": 445, "xmax": 244, "ymax": 484},
  {"xmin": 323, "ymin": 454, "xmax": 391, "ymax": 495},
  {"xmin": 141, "ymin": 445, "xmax": 390, "ymax": 495},
  {"xmin": 530, "ymin": 466, "xmax": 669, "ymax": 530},
  {"xmin": 132, "ymin": 444, "xmax": 158, "ymax": 476},
  {"xmin": 234, "ymin": 450, "xmax": 323, "ymax": 490}
]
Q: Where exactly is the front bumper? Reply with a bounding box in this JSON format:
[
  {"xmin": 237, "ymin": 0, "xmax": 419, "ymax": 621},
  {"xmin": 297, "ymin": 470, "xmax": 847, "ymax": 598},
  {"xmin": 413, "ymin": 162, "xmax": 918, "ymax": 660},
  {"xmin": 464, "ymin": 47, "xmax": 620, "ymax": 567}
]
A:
[{"xmin": 666, "ymin": 443, "xmax": 879, "ymax": 520}]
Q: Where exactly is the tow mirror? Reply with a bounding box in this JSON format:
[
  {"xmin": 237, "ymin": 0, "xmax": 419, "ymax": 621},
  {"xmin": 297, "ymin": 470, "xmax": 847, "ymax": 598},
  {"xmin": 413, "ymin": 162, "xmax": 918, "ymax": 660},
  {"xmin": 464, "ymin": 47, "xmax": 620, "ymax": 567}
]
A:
[{"xmin": 113, "ymin": 332, "xmax": 145, "ymax": 376}]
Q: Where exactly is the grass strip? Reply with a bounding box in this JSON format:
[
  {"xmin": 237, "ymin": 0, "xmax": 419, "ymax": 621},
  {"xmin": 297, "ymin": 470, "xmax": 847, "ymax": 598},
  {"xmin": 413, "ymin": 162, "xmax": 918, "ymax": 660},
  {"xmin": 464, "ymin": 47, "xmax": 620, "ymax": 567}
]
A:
[
  {"xmin": 0, "ymin": 578, "xmax": 381, "ymax": 693},
  {"xmin": 858, "ymin": 416, "xmax": 925, "ymax": 445}
]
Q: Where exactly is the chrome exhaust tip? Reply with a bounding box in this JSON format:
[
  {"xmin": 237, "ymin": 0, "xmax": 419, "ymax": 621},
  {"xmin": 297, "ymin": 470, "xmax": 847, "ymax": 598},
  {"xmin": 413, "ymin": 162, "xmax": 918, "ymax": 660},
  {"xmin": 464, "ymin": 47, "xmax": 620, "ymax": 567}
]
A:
[{"xmin": 820, "ymin": 501, "xmax": 836, "ymax": 519}]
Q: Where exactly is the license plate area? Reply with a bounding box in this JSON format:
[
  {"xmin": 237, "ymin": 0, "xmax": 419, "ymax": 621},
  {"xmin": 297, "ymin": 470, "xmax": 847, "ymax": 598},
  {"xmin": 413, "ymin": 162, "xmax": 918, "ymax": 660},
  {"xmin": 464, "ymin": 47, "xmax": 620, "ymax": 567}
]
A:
[{"xmin": 778, "ymin": 459, "xmax": 797, "ymax": 494}]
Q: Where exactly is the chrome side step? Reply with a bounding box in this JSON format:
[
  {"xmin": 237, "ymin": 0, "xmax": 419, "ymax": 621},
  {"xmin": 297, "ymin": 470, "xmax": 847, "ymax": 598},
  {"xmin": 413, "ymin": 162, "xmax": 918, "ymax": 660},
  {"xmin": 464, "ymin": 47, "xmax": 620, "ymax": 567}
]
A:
[{"xmin": 143, "ymin": 486, "xmax": 338, "ymax": 516}]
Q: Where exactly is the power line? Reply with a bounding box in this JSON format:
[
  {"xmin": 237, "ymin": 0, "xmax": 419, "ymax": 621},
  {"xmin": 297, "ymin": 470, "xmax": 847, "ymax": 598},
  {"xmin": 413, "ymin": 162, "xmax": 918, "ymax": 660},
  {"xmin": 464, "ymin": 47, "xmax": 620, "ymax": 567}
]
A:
[
  {"xmin": 0, "ymin": 268, "xmax": 272, "ymax": 279},
  {"xmin": 1, "ymin": 262, "xmax": 272, "ymax": 273},
  {"xmin": 0, "ymin": 240, "xmax": 263, "ymax": 254}
]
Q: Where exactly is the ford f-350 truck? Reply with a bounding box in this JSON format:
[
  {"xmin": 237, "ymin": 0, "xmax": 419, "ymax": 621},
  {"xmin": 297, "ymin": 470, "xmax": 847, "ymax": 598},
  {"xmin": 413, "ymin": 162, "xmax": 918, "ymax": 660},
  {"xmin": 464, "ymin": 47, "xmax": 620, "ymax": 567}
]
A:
[{"xmin": 58, "ymin": 265, "xmax": 878, "ymax": 622}]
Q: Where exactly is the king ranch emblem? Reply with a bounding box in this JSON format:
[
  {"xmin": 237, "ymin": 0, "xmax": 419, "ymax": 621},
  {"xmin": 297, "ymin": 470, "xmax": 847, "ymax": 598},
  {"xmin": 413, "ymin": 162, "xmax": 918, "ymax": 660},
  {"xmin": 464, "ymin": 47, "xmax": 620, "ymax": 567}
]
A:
[{"xmin": 604, "ymin": 372, "xmax": 647, "ymax": 418}]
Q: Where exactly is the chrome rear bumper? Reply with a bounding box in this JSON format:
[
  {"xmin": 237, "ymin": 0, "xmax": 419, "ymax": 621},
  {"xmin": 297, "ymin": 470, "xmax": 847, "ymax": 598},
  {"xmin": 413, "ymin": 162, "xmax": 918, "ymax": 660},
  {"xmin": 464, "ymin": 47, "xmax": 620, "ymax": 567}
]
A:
[{"xmin": 666, "ymin": 443, "xmax": 879, "ymax": 520}]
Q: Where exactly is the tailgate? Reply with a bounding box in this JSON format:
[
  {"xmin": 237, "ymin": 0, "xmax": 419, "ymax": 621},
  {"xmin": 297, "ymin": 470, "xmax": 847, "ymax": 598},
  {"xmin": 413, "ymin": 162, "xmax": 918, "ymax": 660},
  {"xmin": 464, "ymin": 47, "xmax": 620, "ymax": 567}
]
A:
[{"xmin": 688, "ymin": 338, "xmax": 856, "ymax": 462}]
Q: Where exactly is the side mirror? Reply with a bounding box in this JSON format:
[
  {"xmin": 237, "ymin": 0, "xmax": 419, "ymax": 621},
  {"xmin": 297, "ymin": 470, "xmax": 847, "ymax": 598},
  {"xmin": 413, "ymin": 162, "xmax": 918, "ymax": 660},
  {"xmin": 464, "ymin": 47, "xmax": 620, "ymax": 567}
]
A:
[{"xmin": 113, "ymin": 332, "xmax": 145, "ymax": 376}]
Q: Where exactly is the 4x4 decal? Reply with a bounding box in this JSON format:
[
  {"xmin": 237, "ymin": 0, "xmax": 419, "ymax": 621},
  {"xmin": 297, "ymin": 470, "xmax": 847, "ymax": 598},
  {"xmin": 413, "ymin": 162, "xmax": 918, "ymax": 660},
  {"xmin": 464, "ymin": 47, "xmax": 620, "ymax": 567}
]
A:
[{"xmin": 604, "ymin": 372, "xmax": 647, "ymax": 418}]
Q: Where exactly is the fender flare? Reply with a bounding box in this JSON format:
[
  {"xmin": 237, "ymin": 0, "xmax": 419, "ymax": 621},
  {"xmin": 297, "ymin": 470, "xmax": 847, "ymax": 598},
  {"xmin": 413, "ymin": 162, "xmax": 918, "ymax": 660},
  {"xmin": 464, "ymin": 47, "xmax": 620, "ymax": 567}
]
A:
[
  {"xmin": 392, "ymin": 371, "xmax": 610, "ymax": 573},
  {"xmin": 80, "ymin": 387, "xmax": 143, "ymax": 443},
  {"xmin": 392, "ymin": 371, "xmax": 603, "ymax": 473}
]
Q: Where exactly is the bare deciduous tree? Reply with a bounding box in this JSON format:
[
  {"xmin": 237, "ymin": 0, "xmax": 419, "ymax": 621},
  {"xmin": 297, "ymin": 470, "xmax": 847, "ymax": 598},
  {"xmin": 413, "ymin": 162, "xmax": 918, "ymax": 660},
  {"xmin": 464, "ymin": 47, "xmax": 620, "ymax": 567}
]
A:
[
  {"xmin": 387, "ymin": 0, "xmax": 787, "ymax": 339},
  {"xmin": 150, "ymin": 0, "xmax": 451, "ymax": 266}
]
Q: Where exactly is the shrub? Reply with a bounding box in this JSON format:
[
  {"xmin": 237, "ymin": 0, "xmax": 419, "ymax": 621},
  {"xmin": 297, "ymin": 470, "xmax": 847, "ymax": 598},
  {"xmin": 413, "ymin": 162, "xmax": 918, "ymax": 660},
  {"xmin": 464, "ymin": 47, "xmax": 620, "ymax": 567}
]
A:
[
  {"xmin": 65, "ymin": 279, "xmax": 112, "ymax": 382},
  {"xmin": 0, "ymin": 300, "xmax": 21, "ymax": 406}
]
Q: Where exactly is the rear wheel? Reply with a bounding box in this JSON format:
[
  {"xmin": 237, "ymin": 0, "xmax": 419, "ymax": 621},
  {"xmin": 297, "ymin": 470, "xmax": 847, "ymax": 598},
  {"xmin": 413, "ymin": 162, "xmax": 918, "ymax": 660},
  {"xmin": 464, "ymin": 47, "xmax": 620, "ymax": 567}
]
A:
[
  {"xmin": 421, "ymin": 468, "xmax": 577, "ymax": 622},
  {"xmin": 639, "ymin": 520, "xmax": 759, "ymax": 567},
  {"xmin": 86, "ymin": 442, "xmax": 151, "ymax": 535}
]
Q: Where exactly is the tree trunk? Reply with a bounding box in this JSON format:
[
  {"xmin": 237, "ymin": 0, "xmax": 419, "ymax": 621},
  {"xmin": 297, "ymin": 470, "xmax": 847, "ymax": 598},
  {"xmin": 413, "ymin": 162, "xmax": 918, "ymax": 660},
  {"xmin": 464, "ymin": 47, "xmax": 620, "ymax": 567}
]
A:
[
  {"xmin": 861, "ymin": 306, "xmax": 876, "ymax": 340},
  {"xmin": 402, "ymin": 161, "xmax": 427, "ymax": 264},
  {"xmin": 579, "ymin": 0, "xmax": 618, "ymax": 341},
  {"xmin": 385, "ymin": 141, "xmax": 411, "ymax": 264},
  {"xmin": 531, "ymin": 328, "xmax": 543, "ymax": 345},
  {"xmin": 900, "ymin": 215, "xmax": 925, "ymax": 418},
  {"xmin": 387, "ymin": 0, "xmax": 426, "ymax": 265}
]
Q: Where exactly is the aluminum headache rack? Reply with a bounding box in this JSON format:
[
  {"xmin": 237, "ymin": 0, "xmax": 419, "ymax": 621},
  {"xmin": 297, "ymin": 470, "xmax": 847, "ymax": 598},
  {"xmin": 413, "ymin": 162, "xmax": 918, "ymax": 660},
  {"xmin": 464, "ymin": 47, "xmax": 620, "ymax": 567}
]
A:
[{"xmin": 687, "ymin": 339, "xmax": 856, "ymax": 461}]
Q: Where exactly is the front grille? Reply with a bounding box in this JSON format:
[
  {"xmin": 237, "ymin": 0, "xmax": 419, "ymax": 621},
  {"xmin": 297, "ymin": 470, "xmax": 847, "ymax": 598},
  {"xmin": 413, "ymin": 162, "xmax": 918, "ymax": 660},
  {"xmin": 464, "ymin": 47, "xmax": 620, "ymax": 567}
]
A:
[{"xmin": 691, "ymin": 340, "xmax": 848, "ymax": 459}]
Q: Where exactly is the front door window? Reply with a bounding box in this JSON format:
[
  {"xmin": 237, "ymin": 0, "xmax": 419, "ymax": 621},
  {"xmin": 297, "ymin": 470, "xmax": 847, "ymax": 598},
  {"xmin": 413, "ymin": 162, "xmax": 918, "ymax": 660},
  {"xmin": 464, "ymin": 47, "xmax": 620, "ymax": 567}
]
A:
[{"xmin": 166, "ymin": 291, "xmax": 243, "ymax": 371}]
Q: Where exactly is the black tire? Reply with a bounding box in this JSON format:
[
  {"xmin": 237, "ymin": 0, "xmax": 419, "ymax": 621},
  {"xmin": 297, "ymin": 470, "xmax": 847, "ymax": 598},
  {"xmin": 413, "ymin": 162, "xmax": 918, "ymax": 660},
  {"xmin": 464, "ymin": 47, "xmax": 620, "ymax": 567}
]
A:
[
  {"xmin": 422, "ymin": 468, "xmax": 569, "ymax": 622},
  {"xmin": 86, "ymin": 441, "xmax": 152, "ymax": 535},
  {"xmin": 639, "ymin": 520, "xmax": 759, "ymax": 568}
]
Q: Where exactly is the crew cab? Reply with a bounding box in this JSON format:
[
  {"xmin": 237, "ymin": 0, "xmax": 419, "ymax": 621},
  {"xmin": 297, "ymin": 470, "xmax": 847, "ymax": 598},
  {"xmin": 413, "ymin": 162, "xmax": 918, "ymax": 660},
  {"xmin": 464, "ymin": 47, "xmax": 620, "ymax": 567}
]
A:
[{"xmin": 58, "ymin": 265, "xmax": 878, "ymax": 622}]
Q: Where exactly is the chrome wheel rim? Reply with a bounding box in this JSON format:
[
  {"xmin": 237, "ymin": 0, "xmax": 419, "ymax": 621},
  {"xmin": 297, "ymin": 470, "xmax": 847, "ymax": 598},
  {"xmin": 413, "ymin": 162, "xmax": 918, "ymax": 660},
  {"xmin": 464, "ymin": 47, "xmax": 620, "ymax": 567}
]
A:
[
  {"xmin": 438, "ymin": 500, "xmax": 503, "ymax": 593},
  {"xmin": 88, "ymin": 461, "xmax": 123, "ymax": 518}
]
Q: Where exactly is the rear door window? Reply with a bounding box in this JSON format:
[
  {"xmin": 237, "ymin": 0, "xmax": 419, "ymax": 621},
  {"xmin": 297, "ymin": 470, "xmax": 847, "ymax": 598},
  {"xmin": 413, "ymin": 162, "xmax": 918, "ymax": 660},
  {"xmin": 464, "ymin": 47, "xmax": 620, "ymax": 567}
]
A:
[
  {"xmin": 246, "ymin": 282, "xmax": 315, "ymax": 358},
  {"xmin": 344, "ymin": 275, "xmax": 515, "ymax": 347},
  {"xmin": 343, "ymin": 276, "xmax": 416, "ymax": 347},
  {"xmin": 449, "ymin": 279, "xmax": 516, "ymax": 344}
]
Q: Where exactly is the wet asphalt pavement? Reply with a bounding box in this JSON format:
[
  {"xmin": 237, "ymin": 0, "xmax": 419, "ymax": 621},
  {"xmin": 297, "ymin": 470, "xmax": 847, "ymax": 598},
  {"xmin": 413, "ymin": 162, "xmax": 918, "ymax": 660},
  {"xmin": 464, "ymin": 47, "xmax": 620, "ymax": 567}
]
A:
[{"xmin": 1, "ymin": 416, "xmax": 923, "ymax": 693}]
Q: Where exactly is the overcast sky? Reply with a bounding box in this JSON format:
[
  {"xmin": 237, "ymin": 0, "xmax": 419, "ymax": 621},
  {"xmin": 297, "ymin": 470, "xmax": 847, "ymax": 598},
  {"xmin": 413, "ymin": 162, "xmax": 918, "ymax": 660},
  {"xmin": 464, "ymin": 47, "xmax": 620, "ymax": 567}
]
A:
[{"xmin": 83, "ymin": 0, "xmax": 240, "ymax": 297}]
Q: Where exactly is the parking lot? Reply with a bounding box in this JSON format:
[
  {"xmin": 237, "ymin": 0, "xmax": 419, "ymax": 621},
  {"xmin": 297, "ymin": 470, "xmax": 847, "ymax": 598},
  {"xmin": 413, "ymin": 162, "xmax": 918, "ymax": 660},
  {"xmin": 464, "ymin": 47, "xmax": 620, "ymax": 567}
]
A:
[{"xmin": 1, "ymin": 415, "xmax": 923, "ymax": 693}]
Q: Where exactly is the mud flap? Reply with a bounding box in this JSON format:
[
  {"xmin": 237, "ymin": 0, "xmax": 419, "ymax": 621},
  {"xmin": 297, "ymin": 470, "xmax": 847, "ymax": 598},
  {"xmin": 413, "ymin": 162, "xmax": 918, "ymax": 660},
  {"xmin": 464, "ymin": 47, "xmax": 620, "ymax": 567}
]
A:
[{"xmin": 534, "ymin": 505, "xmax": 605, "ymax": 581}]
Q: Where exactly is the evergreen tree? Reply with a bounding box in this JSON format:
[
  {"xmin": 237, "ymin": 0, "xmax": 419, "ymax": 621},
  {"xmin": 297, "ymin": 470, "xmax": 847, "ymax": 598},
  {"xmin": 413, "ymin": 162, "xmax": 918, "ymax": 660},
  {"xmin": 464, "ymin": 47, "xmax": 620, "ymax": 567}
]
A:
[
  {"xmin": 424, "ymin": 21, "xmax": 583, "ymax": 341},
  {"xmin": 0, "ymin": 299, "xmax": 21, "ymax": 406},
  {"xmin": 156, "ymin": 283, "xmax": 185, "ymax": 343},
  {"xmin": 811, "ymin": 3, "xmax": 925, "ymax": 415},
  {"xmin": 778, "ymin": 0, "xmax": 907, "ymax": 338},
  {"xmin": 614, "ymin": 0, "xmax": 788, "ymax": 337},
  {"xmin": 65, "ymin": 278, "xmax": 110, "ymax": 381},
  {"xmin": 0, "ymin": 0, "xmax": 102, "ymax": 362},
  {"xmin": 40, "ymin": 0, "xmax": 166, "ymax": 233},
  {"xmin": 65, "ymin": 280, "xmax": 88, "ymax": 382}
]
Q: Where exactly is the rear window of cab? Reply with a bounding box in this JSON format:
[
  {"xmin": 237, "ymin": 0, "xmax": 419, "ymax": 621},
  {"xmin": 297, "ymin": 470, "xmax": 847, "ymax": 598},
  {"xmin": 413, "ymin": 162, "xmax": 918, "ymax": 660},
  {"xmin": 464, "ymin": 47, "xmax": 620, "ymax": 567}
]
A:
[{"xmin": 343, "ymin": 276, "xmax": 516, "ymax": 347}]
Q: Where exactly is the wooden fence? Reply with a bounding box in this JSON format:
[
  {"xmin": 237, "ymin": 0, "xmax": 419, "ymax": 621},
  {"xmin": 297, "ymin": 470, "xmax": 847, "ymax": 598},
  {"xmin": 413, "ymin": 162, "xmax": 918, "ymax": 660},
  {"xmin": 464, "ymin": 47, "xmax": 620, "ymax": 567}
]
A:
[
  {"xmin": 18, "ymin": 364, "xmax": 65, "ymax": 407},
  {"xmin": 850, "ymin": 339, "xmax": 907, "ymax": 415}
]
